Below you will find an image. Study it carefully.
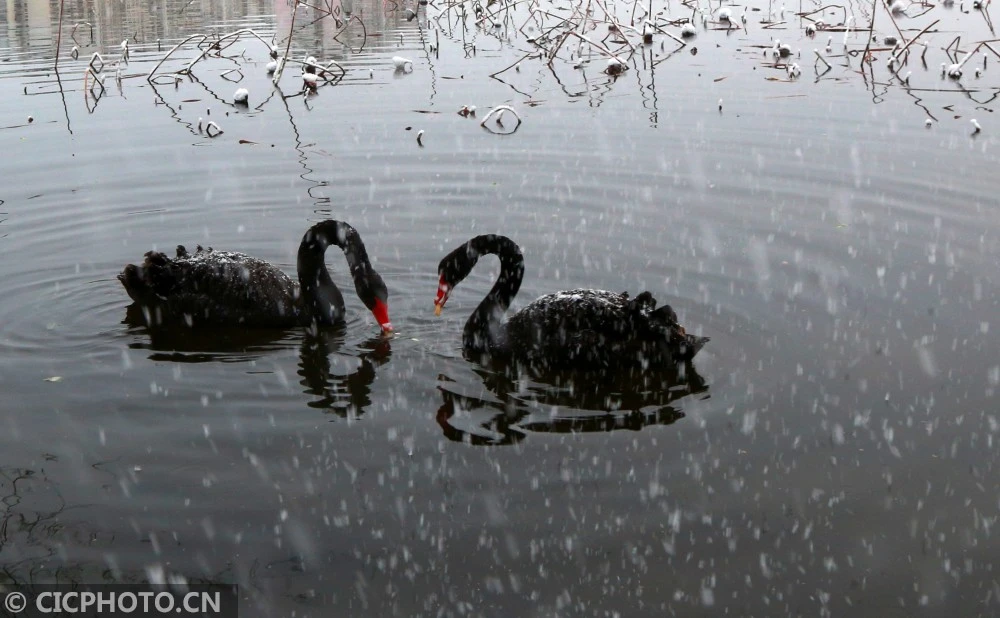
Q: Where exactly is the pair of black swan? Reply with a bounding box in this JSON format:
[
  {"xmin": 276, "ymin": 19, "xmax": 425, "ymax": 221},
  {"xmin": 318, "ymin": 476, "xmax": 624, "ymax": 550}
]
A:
[{"xmin": 119, "ymin": 221, "xmax": 707, "ymax": 369}]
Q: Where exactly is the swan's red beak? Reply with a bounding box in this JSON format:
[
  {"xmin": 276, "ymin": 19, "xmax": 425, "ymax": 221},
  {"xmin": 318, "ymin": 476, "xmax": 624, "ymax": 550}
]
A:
[
  {"xmin": 434, "ymin": 276, "xmax": 450, "ymax": 316},
  {"xmin": 372, "ymin": 298, "xmax": 393, "ymax": 333}
]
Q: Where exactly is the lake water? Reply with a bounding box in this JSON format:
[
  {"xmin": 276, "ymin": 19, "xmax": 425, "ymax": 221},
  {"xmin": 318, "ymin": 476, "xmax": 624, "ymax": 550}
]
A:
[{"xmin": 2, "ymin": 0, "xmax": 999, "ymax": 614}]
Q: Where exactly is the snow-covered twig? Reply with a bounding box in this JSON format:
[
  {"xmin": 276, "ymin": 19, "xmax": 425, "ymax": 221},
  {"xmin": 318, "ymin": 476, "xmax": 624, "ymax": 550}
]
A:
[{"xmin": 479, "ymin": 105, "xmax": 523, "ymax": 132}]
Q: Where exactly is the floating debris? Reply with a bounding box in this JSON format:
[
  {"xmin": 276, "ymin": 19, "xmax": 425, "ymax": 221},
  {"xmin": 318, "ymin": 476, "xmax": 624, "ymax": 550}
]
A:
[
  {"xmin": 971, "ymin": 118, "xmax": 982, "ymax": 133},
  {"xmin": 233, "ymin": 87, "xmax": 249, "ymax": 104},
  {"xmin": 480, "ymin": 105, "xmax": 522, "ymax": 133},
  {"xmin": 606, "ymin": 57, "xmax": 626, "ymax": 75},
  {"xmin": 393, "ymin": 56, "xmax": 414, "ymax": 71},
  {"xmin": 417, "ymin": 129, "xmax": 425, "ymax": 145},
  {"xmin": 205, "ymin": 121, "xmax": 224, "ymax": 137},
  {"xmin": 44, "ymin": 376, "xmax": 62, "ymax": 382},
  {"xmin": 925, "ymin": 118, "xmax": 933, "ymax": 127}
]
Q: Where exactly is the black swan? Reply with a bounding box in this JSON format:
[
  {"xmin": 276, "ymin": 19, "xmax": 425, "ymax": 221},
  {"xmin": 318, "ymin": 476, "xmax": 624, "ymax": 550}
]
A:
[
  {"xmin": 434, "ymin": 235, "xmax": 708, "ymax": 371},
  {"xmin": 118, "ymin": 220, "xmax": 392, "ymax": 332}
]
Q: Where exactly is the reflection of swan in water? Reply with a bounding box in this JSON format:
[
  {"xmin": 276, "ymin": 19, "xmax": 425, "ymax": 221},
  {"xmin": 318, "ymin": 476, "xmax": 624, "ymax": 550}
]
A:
[
  {"xmin": 123, "ymin": 308, "xmax": 391, "ymax": 418},
  {"xmin": 298, "ymin": 332, "xmax": 391, "ymax": 416},
  {"xmin": 122, "ymin": 303, "xmax": 296, "ymax": 362},
  {"xmin": 435, "ymin": 361, "xmax": 709, "ymax": 446}
]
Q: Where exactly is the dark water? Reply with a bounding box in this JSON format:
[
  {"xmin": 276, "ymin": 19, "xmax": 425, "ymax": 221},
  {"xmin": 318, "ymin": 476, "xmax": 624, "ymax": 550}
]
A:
[{"xmin": 2, "ymin": 0, "xmax": 999, "ymax": 614}]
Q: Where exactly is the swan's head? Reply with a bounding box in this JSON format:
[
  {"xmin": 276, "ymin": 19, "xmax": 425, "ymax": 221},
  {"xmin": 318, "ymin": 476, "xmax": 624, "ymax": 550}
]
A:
[
  {"xmin": 435, "ymin": 242, "xmax": 478, "ymax": 315},
  {"xmin": 357, "ymin": 269, "xmax": 392, "ymax": 333}
]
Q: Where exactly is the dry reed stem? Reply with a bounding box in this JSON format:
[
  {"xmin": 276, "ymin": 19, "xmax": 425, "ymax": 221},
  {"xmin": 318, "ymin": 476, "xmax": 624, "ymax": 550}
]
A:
[
  {"xmin": 566, "ymin": 30, "xmax": 629, "ymax": 65},
  {"xmin": 644, "ymin": 20, "xmax": 686, "ymax": 47},
  {"xmin": 184, "ymin": 29, "xmax": 272, "ymax": 75},
  {"xmin": 814, "ymin": 49, "xmax": 832, "ymax": 69},
  {"xmin": 330, "ymin": 14, "xmax": 369, "ymax": 53},
  {"xmin": 54, "ymin": 0, "xmax": 67, "ymax": 69},
  {"xmin": 891, "ymin": 19, "xmax": 939, "ymax": 64},
  {"xmin": 147, "ymin": 34, "xmax": 210, "ymax": 80},
  {"xmin": 881, "ymin": 0, "xmax": 905, "ymax": 44},
  {"xmin": 274, "ymin": 4, "xmax": 302, "ymax": 85},
  {"xmin": 70, "ymin": 22, "xmax": 94, "ymax": 46},
  {"xmin": 798, "ymin": 4, "xmax": 848, "ymax": 23},
  {"xmin": 479, "ymin": 105, "xmax": 522, "ymax": 130}
]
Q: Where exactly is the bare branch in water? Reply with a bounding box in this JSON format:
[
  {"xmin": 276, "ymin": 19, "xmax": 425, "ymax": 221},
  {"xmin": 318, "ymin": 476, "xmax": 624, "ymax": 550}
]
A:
[{"xmin": 479, "ymin": 105, "xmax": 523, "ymax": 134}]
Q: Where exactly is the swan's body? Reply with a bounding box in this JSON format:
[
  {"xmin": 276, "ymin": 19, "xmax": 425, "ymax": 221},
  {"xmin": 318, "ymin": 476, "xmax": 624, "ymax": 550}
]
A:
[
  {"xmin": 118, "ymin": 220, "xmax": 392, "ymax": 332},
  {"xmin": 434, "ymin": 235, "xmax": 708, "ymax": 372}
]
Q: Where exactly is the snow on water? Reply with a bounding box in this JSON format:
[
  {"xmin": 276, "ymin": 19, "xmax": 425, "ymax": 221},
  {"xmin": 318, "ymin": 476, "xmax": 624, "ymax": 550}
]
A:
[{"xmin": 0, "ymin": 0, "xmax": 998, "ymax": 614}]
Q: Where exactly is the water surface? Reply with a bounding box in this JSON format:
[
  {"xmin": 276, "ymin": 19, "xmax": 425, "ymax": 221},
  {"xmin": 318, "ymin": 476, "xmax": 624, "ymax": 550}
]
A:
[{"xmin": 1, "ymin": 0, "xmax": 999, "ymax": 614}]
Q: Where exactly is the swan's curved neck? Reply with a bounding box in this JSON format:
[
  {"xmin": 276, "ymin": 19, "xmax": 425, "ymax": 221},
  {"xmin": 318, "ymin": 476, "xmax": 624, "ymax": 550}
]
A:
[
  {"xmin": 462, "ymin": 235, "xmax": 525, "ymax": 353},
  {"xmin": 297, "ymin": 221, "xmax": 375, "ymax": 326}
]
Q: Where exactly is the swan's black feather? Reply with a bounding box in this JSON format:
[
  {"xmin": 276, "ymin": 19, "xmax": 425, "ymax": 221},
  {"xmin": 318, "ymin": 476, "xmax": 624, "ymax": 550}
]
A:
[
  {"xmin": 119, "ymin": 248, "xmax": 300, "ymax": 327},
  {"xmin": 506, "ymin": 289, "xmax": 708, "ymax": 370}
]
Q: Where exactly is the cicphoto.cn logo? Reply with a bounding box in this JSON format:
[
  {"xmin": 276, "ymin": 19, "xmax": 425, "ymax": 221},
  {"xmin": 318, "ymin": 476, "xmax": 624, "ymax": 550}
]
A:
[{"xmin": 3, "ymin": 590, "xmax": 225, "ymax": 614}]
